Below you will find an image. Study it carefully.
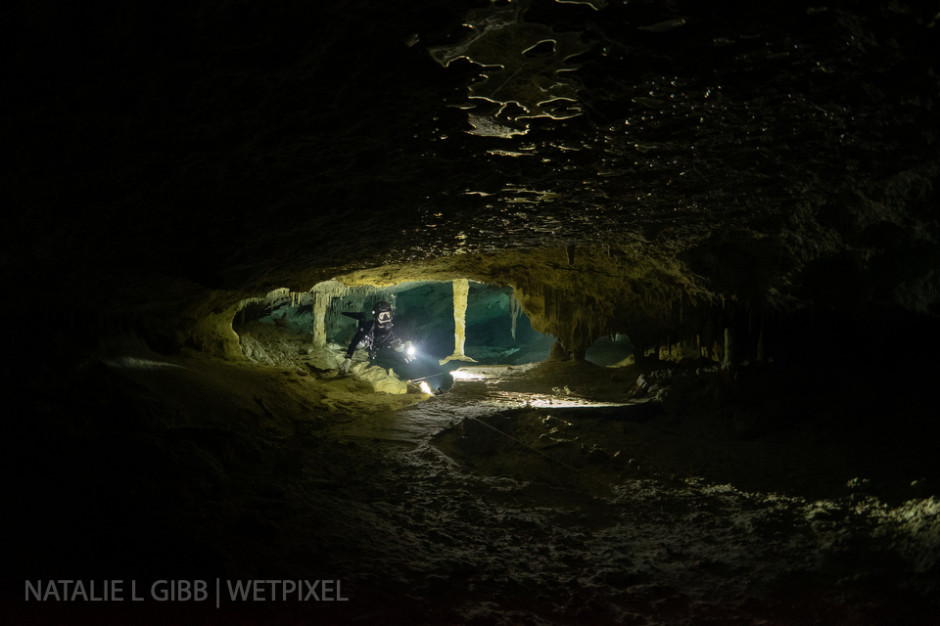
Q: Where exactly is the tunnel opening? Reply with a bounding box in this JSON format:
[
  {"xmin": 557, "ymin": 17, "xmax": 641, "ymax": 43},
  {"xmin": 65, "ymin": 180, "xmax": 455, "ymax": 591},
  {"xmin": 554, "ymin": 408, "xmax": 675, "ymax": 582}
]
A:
[
  {"xmin": 232, "ymin": 279, "xmax": 556, "ymax": 393},
  {"xmin": 584, "ymin": 333, "xmax": 634, "ymax": 367}
]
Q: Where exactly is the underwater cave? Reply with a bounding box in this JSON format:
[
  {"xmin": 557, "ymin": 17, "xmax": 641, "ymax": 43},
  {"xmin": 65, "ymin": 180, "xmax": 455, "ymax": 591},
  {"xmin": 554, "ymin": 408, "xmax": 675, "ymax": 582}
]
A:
[
  {"xmin": 232, "ymin": 278, "xmax": 558, "ymax": 393},
  {"xmin": 4, "ymin": 0, "xmax": 940, "ymax": 624}
]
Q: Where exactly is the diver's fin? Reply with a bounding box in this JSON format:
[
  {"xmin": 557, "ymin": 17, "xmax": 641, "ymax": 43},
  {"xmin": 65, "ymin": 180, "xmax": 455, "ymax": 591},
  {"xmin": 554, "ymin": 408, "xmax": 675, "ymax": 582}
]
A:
[{"xmin": 341, "ymin": 312, "xmax": 364, "ymax": 320}]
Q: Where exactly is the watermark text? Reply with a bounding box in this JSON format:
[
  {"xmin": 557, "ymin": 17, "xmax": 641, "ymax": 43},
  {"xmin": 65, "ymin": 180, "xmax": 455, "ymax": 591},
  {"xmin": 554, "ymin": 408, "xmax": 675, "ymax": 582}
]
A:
[{"xmin": 24, "ymin": 579, "xmax": 349, "ymax": 606}]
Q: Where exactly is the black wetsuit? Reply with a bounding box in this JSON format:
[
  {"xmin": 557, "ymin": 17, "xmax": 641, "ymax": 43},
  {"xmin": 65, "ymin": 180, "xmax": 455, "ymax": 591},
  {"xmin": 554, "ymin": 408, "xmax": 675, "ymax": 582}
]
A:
[{"xmin": 345, "ymin": 319, "xmax": 402, "ymax": 361}]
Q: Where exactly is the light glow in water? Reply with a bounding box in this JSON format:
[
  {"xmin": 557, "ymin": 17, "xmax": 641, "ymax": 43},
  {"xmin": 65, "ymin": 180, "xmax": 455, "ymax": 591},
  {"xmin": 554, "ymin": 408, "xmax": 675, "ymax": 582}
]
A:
[
  {"xmin": 480, "ymin": 390, "xmax": 633, "ymax": 409},
  {"xmin": 450, "ymin": 369, "xmax": 487, "ymax": 382}
]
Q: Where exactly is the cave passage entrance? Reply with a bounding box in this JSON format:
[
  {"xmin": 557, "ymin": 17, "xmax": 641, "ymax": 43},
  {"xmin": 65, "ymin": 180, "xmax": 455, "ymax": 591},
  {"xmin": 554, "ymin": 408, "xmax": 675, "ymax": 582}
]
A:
[{"xmin": 234, "ymin": 279, "xmax": 556, "ymax": 390}]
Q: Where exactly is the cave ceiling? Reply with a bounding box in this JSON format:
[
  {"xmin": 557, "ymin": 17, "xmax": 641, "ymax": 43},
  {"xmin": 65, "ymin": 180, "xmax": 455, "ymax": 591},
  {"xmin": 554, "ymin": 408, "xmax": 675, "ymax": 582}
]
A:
[{"xmin": 3, "ymin": 0, "xmax": 939, "ymax": 353}]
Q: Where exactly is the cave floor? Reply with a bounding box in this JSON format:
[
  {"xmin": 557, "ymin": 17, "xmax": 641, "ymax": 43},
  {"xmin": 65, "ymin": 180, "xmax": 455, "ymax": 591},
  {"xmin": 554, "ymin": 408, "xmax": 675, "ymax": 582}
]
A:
[{"xmin": 5, "ymin": 355, "xmax": 940, "ymax": 625}]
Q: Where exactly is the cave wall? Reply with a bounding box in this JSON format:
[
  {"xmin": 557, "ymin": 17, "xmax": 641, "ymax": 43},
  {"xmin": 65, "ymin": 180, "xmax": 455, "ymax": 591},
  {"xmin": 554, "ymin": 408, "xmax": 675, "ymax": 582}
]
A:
[
  {"xmin": 328, "ymin": 244, "xmax": 716, "ymax": 362},
  {"xmin": 3, "ymin": 0, "xmax": 937, "ymax": 380}
]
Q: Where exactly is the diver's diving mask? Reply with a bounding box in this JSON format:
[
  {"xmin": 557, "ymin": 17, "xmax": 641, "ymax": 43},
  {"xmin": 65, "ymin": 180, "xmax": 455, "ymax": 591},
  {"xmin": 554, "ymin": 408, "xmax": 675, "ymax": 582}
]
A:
[{"xmin": 376, "ymin": 311, "xmax": 392, "ymax": 324}]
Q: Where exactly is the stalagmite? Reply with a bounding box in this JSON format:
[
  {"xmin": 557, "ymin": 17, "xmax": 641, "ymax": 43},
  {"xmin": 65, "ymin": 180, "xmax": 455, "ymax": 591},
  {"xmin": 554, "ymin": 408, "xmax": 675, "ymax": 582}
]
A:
[
  {"xmin": 440, "ymin": 278, "xmax": 478, "ymax": 366},
  {"xmin": 722, "ymin": 326, "xmax": 733, "ymax": 370}
]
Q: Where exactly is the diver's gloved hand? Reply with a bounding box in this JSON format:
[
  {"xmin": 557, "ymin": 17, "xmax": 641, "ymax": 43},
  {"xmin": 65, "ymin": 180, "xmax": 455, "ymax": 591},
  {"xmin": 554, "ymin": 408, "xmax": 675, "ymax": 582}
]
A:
[
  {"xmin": 402, "ymin": 341, "xmax": 417, "ymax": 363},
  {"xmin": 339, "ymin": 358, "xmax": 353, "ymax": 373}
]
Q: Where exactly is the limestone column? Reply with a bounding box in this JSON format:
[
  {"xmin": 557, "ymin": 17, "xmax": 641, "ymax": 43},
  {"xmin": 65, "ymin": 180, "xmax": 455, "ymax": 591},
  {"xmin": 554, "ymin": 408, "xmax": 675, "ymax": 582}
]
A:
[
  {"xmin": 440, "ymin": 278, "xmax": 477, "ymax": 366},
  {"xmin": 313, "ymin": 291, "xmax": 328, "ymax": 346}
]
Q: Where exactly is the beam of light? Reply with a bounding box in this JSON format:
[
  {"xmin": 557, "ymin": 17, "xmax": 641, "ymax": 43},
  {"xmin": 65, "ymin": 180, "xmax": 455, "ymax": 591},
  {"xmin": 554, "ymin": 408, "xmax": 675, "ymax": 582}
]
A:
[
  {"xmin": 449, "ymin": 362, "xmax": 543, "ymax": 383},
  {"xmin": 448, "ymin": 366, "xmax": 636, "ymax": 407},
  {"xmin": 419, "ymin": 381, "xmax": 434, "ymax": 395},
  {"xmin": 104, "ymin": 357, "xmax": 183, "ymax": 370},
  {"xmin": 479, "ymin": 390, "xmax": 634, "ymax": 409},
  {"xmin": 449, "ymin": 369, "xmax": 487, "ymax": 381}
]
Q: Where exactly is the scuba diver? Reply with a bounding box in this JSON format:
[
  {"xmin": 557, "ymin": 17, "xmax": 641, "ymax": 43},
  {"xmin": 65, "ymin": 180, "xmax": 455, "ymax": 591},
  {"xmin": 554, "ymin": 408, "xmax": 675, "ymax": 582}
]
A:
[{"xmin": 339, "ymin": 301, "xmax": 415, "ymax": 373}]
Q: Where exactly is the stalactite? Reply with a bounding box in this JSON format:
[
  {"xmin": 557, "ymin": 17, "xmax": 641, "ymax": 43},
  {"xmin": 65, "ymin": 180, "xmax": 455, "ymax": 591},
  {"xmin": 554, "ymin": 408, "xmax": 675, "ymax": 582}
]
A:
[
  {"xmin": 308, "ymin": 279, "xmax": 379, "ymax": 346},
  {"xmin": 509, "ymin": 292, "xmax": 522, "ymax": 341}
]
